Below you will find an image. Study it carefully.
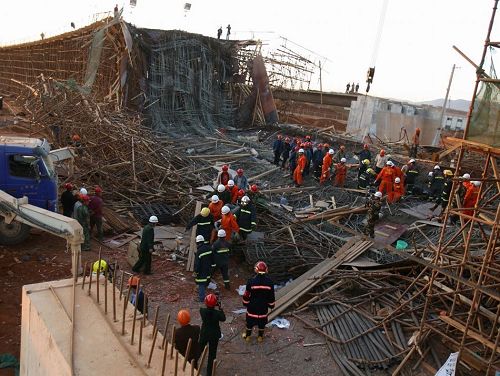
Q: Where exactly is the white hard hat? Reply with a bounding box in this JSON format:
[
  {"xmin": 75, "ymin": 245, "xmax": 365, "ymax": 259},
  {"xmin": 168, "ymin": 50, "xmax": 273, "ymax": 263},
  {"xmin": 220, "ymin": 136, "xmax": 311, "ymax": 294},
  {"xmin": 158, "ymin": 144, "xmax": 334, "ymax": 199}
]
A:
[
  {"xmin": 228, "ymin": 180, "xmax": 235, "ymax": 187},
  {"xmin": 328, "ymin": 149, "xmax": 334, "ymax": 155},
  {"xmin": 462, "ymin": 173, "xmax": 471, "ymax": 179},
  {"xmin": 298, "ymin": 148, "xmax": 305, "ymax": 153},
  {"xmin": 80, "ymin": 188, "xmax": 88, "ymax": 195},
  {"xmin": 395, "ymin": 177, "xmax": 401, "ymax": 183},
  {"xmin": 241, "ymin": 195, "xmax": 250, "ymax": 203},
  {"xmin": 386, "ymin": 161, "xmax": 392, "ymax": 165},
  {"xmin": 217, "ymin": 229, "xmax": 226, "ymax": 238},
  {"xmin": 434, "ymin": 165, "xmax": 440, "ymax": 170},
  {"xmin": 409, "ymin": 159, "xmax": 416, "ymax": 163},
  {"xmin": 211, "ymin": 195, "xmax": 219, "ymax": 203},
  {"xmin": 374, "ymin": 191, "xmax": 382, "ymax": 198},
  {"xmin": 428, "ymin": 172, "xmax": 433, "ymax": 177},
  {"xmin": 472, "ymin": 181, "xmax": 481, "ymax": 187},
  {"xmin": 340, "ymin": 158, "xmax": 346, "ymax": 163},
  {"xmin": 217, "ymin": 184, "xmax": 225, "ymax": 192},
  {"xmin": 389, "ymin": 161, "xmax": 395, "ymax": 166},
  {"xmin": 149, "ymin": 215, "xmax": 158, "ymax": 223},
  {"xmin": 221, "ymin": 205, "xmax": 230, "ymax": 215},
  {"xmin": 196, "ymin": 235, "xmax": 205, "ymax": 243}
]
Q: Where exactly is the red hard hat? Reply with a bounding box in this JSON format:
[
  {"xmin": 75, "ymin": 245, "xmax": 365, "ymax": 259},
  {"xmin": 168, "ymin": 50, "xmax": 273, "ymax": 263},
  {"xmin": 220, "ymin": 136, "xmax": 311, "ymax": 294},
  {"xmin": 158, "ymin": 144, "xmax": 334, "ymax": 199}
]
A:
[
  {"xmin": 380, "ymin": 149, "xmax": 385, "ymax": 156},
  {"xmin": 237, "ymin": 168, "xmax": 243, "ymax": 175},
  {"xmin": 95, "ymin": 186, "xmax": 103, "ymax": 193},
  {"xmin": 307, "ymin": 142, "xmax": 312, "ymax": 147},
  {"xmin": 317, "ymin": 143, "xmax": 323, "ymax": 149},
  {"xmin": 363, "ymin": 144, "xmax": 368, "ymax": 149},
  {"xmin": 222, "ymin": 165, "xmax": 228, "ymax": 171},
  {"xmin": 277, "ymin": 134, "xmax": 282, "ymax": 139},
  {"xmin": 177, "ymin": 309, "xmax": 191, "ymax": 326},
  {"xmin": 80, "ymin": 195, "xmax": 90, "ymax": 202},
  {"xmin": 238, "ymin": 189, "xmax": 246, "ymax": 198},
  {"xmin": 294, "ymin": 146, "xmax": 300, "ymax": 151},
  {"xmin": 250, "ymin": 184, "xmax": 258, "ymax": 192},
  {"xmin": 254, "ymin": 261, "xmax": 268, "ymax": 274},
  {"xmin": 204, "ymin": 293, "xmax": 218, "ymax": 308},
  {"xmin": 64, "ymin": 183, "xmax": 73, "ymax": 190}
]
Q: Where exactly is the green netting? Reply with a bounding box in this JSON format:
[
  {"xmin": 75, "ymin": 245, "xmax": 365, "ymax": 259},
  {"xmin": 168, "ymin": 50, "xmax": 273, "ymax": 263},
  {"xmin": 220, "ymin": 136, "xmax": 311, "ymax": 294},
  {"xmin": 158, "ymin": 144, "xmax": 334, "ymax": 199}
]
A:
[{"xmin": 467, "ymin": 80, "xmax": 500, "ymax": 147}]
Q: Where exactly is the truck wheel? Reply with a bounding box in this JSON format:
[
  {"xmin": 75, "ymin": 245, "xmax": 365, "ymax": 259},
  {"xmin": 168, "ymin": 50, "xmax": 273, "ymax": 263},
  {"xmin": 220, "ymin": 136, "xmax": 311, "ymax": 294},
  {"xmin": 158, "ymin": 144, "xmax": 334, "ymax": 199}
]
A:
[{"xmin": 0, "ymin": 218, "xmax": 31, "ymax": 245}]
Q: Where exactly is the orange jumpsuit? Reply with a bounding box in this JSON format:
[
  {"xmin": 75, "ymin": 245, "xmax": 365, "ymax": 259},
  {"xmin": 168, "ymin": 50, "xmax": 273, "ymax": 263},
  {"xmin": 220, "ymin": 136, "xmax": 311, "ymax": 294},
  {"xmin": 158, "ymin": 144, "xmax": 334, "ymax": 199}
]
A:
[
  {"xmin": 209, "ymin": 201, "xmax": 223, "ymax": 222},
  {"xmin": 394, "ymin": 166, "xmax": 404, "ymax": 185},
  {"xmin": 227, "ymin": 185, "xmax": 239, "ymax": 204},
  {"xmin": 463, "ymin": 186, "xmax": 479, "ymax": 216},
  {"xmin": 389, "ymin": 182, "xmax": 405, "ymax": 203},
  {"xmin": 376, "ymin": 166, "xmax": 395, "ymax": 196},
  {"xmin": 334, "ymin": 163, "xmax": 347, "ymax": 187},
  {"xmin": 220, "ymin": 212, "xmax": 240, "ymax": 241},
  {"xmin": 320, "ymin": 153, "xmax": 333, "ymax": 184},
  {"xmin": 293, "ymin": 154, "xmax": 307, "ymax": 186}
]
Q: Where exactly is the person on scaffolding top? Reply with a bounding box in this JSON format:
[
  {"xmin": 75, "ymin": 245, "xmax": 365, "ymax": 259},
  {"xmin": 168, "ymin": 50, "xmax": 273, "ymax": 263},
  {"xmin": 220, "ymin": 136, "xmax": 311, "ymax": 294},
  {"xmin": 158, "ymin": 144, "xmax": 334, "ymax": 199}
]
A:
[
  {"xmin": 217, "ymin": 26, "xmax": 222, "ymax": 39},
  {"xmin": 226, "ymin": 24, "xmax": 231, "ymax": 40}
]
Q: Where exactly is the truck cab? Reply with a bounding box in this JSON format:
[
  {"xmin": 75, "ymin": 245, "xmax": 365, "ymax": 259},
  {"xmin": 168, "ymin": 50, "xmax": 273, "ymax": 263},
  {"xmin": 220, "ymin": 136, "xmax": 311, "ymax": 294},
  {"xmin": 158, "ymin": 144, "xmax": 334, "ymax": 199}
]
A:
[{"xmin": 0, "ymin": 136, "xmax": 58, "ymax": 244}]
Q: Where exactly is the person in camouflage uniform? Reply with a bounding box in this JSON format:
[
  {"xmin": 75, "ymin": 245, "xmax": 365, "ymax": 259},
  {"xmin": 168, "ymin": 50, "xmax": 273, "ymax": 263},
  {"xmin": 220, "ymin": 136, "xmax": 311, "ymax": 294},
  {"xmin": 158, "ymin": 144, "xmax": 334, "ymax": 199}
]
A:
[
  {"xmin": 364, "ymin": 191, "xmax": 382, "ymax": 238},
  {"xmin": 76, "ymin": 195, "xmax": 91, "ymax": 251}
]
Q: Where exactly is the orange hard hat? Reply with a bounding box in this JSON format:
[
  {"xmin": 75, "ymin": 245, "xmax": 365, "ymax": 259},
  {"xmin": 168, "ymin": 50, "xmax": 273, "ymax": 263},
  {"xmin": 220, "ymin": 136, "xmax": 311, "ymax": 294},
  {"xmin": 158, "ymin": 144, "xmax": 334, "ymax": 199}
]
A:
[
  {"xmin": 323, "ymin": 143, "xmax": 329, "ymax": 148},
  {"xmin": 380, "ymin": 149, "xmax": 385, "ymax": 156},
  {"xmin": 128, "ymin": 276, "xmax": 140, "ymax": 287},
  {"xmin": 72, "ymin": 134, "xmax": 81, "ymax": 141},
  {"xmin": 177, "ymin": 309, "xmax": 191, "ymax": 326},
  {"xmin": 204, "ymin": 293, "xmax": 218, "ymax": 308}
]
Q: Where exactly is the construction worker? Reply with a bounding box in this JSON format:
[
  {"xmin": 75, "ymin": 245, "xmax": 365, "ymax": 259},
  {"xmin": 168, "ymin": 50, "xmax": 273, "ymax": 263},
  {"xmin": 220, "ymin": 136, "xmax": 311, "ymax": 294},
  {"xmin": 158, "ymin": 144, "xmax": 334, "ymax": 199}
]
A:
[
  {"xmin": 212, "ymin": 229, "xmax": 231, "ymax": 289},
  {"xmin": 76, "ymin": 195, "xmax": 91, "ymax": 251},
  {"xmin": 217, "ymin": 184, "xmax": 231, "ymax": 205},
  {"xmin": 242, "ymin": 261, "xmax": 275, "ymax": 343},
  {"xmin": 73, "ymin": 187, "xmax": 87, "ymax": 218},
  {"xmin": 355, "ymin": 144, "xmax": 371, "ymax": 173},
  {"xmin": 236, "ymin": 188, "xmax": 246, "ymax": 204},
  {"xmin": 128, "ymin": 276, "xmax": 145, "ymax": 314},
  {"xmin": 186, "ymin": 207, "xmax": 214, "ymax": 244},
  {"xmin": 334, "ymin": 158, "xmax": 347, "ymax": 187},
  {"xmin": 364, "ymin": 191, "xmax": 382, "ymax": 238},
  {"xmin": 402, "ymin": 159, "xmax": 419, "ymax": 194},
  {"xmin": 410, "ymin": 128, "xmax": 420, "ymax": 158},
  {"xmin": 217, "ymin": 26, "xmax": 222, "ymax": 39},
  {"xmin": 358, "ymin": 168, "xmax": 376, "ymax": 189},
  {"xmin": 247, "ymin": 184, "xmax": 259, "ymax": 202},
  {"xmin": 234, "ymin": 168, "xmax": 249, "ymax": 190},
  {"xmin": 194, "ymin": 235, "xmax": 213, "ymax": 302},
  {"xmin": 132, "ymin": 215, "xmax": 158, "ymax": 275},
  {"xmin": 209, "ymin": 195, "xmax": 223, "ymax": 222},
  {"xmin": 389, "ymin": 177, "xmax": 405, "ymax": 203},
  {"xmin": 304, "ymin": 142, "xmax": 313, "ymax": 176},
  {"xmin": 289, "ymin": 146, "xmax": 299, "ymax": 178},
  {"xmin": 333, "ymin": 145, "xmax": 346, "ymax": 163},
  {"xmin": 375, "ymin": 161, "xmax": 395, "ymax": 196},
  {"xmin": 226, "ymin": 180, "xmax": 239, "ymax": 204},
  {"xmin": 281, "ymin": 137, "xmax": 291, "ymax": 169},
  {"xmin": 217, "ymin": 165, "xmax": 232, "ymax": 186},
  {"xmin": 199, "ymin": 293, "xmax": 226, "ymax": 376},
  {"xmin": 358, "ymin": 158, "xmax": 371, "ymax": 179},
  {"xmin": 89, "ymin": 186, "xmax": 104, "ymax": 241},
  {"xmin": 234, "ymin": 196, "xmax": 256, "ymax": 240},
  {"xmin": 219, "ymin": 205, "xmax": 239, "ymax": 242},
  {"xmin": 60, "ymin": 183, "xmax": 76, "ymax": 217},
  {"xmin": 392, "ymin": 161, "xmax": 404, "ymax": 186},
  {"xmin": 293, "ymin": 148, "xmax": 307, "ymax": 187},
  {"xmin": 320, "ymin": 149, "xmax": 334, "ymax": 184},
  {"xmin": 429, "ymin": 165, "xmax": 444, "ymax": 201},
  {"xmin": 374, "ymin": 150, "xmax": 388, "ymax": 174},
  {"xmin": 175, "ymin": 309, "xmax": 201, "ymax": 368},
  {"xmin": 272, "ymin": 134, "xmax": 284, "ymax": 165},
  {"xmin": 458, "ymin": 173, "xmax": 472, "ymax": 200},
  {"xmin": 463, "ymin": 181, "xmax": 481, "ymax": 216},
  {"xmin": 430, "ymin": 170, "xmax": 453, "ymax": 214},
  {"xmin": 312, "ymin": 143, "xmax": 324, "ymax": 179}
]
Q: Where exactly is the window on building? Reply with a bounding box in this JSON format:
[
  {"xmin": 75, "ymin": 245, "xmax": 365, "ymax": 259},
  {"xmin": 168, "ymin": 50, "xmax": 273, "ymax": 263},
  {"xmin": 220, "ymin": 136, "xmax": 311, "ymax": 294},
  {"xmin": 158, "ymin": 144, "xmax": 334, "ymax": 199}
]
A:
[
  {"xmin": 8, "ymin": 155, "xmax": 38, "ymax": 179},
  {"xmin": 457, "ymin": 118, "xmax": 463, "ymax": 129}
]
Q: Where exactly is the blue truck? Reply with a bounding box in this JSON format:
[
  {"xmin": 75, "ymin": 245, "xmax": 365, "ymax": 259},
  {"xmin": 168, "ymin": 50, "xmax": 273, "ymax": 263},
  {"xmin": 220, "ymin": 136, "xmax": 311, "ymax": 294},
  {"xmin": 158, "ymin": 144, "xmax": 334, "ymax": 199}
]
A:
[{"xmin": 0, "ymin": 136, "xmax": 58, "ymax": 244}]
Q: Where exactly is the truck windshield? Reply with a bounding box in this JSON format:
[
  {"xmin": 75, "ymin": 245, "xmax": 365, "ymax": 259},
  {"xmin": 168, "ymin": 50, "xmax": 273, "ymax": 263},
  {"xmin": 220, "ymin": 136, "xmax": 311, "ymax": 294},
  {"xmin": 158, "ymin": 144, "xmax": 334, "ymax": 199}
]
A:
[{"xmin": 41, "ymin": 155, "xmax": 56, "ymax": 178}]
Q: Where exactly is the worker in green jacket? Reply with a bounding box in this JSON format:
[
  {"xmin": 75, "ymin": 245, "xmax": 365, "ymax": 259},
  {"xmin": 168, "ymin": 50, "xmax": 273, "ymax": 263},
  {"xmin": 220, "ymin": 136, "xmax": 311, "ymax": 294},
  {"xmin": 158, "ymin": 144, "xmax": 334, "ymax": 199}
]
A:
[
  {"xmin": 76, "ymin": 195, "xmax": 91, "ymax": 251},
  {"xmin": 199, "ymin": 293, "xmax": 226, "ymax": 376},
  {"xmin": 132, "ymin": 215, "xmax": 158, "ymax": 275}
]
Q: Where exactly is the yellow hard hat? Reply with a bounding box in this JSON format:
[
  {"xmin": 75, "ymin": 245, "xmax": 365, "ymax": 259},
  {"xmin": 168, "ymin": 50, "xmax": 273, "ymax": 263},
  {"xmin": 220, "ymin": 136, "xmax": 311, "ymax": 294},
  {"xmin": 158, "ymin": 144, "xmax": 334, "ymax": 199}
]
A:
[
  {"xmin": 363, "ymin": 159, "xmax": 370, "ymax": 165},
  {"xmin": 92, "ymin": 259, "xmax": 108, "ymax": 273},
  {"xmin": 200, "ymin": 207, "xmax": 210, "ymax": 217},
  {"xmin": 444, "ymin": 170, "xmax": 453, "ymax": 176},
  {"xmin": 366, "ymin": 168, "xmax": 375, "ymax": 174}
]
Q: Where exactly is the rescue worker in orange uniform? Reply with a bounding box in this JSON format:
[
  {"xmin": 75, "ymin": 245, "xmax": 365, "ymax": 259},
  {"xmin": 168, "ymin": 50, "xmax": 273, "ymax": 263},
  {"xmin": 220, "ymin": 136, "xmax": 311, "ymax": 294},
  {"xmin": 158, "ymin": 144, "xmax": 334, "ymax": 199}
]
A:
[
  {"xmin": 393, "ymin": 162, "xmax": 404, "ymax": 186},
  {"xmin": 226, "ymin": 180, "xmax": 239, "ymax": 204},
  {"xmin": 320, "ymin": 149, "xmax": 334, "ymax": 184},
  {"xmin": 376, "ymin": 161, "xmax": 395, "ymax": 196},
  {"xmin": 458, "ymin": 173, "xmax": 472, "ymax": 200},
  {"xmin": 463, "ymin": 181, "xmax": 480, "ymax": 216},
  {"xmin": 208, "ymin": 195, "xmax": 223, "ymax": 222},
  {"xmin": 389, "ymin": 177, "xmax": 405, "ymax": 203},
  {"xmin": 293, "ymin": 148, "xmax": 307, "ymax": 187},
  {"xmin": 334, "ymin": 158, "xmax": 347, "ymax": 187},
  {"xmin": 219, "ymin": 205, "xmax": 239, "ymax": 241}
]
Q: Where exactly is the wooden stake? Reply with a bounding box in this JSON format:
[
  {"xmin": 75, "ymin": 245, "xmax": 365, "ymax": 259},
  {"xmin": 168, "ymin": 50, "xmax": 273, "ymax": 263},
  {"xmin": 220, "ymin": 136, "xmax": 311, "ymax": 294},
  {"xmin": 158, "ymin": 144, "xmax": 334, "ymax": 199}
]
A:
[
  {"xmin": 112, "ymin": 266, "xmax": 117, "ymax": 321},
  {"xmin": 121, "ymin": 286, "xmax": 132, "ymax": 335},
  {"xmin": 119, "ymin": 270, "xmax": 125, "ymax": 300},
  {"xmin": 183, "ymin": 338, "xmax": 192, "ymax": 371},
  {"xmin": 147, "ymin": 306, "xmax": 160, "ymax": 368},
  {"xmin": 88, "ymin": 266, "xmax": 93, "ymax": 296},
  {"xmin": 139, "ymin": 294, "xmax": 147, "ymax": 354},
  {"xmin": 174, "ymin": 350, "xmax": 179, "ymax": 376},
  {"xmin": 96, "ymin": 252, "xmax": 102, "ymax": 303},
  {"xmin": 104, "ymin": 268, "xmax": 108, "ymax": 314},
  {"xmin": 196, "ymin": 345, "xmax": 208, "ymax": 376},
  {"xmin": 131, "ymin": 279, "xmax": 140, "ymax": 345},
  {"xmin": 81, "ymin": 261, "xmax": 88, "ymax": 290},
  {"xmin": 211, "ymin": 359, "xmax": 217, "ymax": 376},
  {"xmin": 161, "ymin": 313, "xmax": 171, "ymax": 349},
  {"xmin": 170, "ymin": 325, "xmax": 176, "ymax": 359},
  {"xmin": 161, "ymin": 331, "xmax": 169, "ymax": 376}
]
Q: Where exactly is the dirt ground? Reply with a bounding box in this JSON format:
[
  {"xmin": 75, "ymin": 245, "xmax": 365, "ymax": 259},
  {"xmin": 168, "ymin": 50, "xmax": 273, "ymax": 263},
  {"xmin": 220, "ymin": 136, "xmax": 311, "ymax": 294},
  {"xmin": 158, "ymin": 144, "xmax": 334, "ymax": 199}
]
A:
[{"xmin": 0, "ymin": 230, "xmax": 339, "ymax": 376}]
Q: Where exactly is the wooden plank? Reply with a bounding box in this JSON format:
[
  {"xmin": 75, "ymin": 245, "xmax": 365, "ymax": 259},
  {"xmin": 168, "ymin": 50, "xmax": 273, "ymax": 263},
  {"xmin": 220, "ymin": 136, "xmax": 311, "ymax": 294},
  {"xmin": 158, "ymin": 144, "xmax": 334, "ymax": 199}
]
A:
[
  {"xmin": 248, "ymin": 166, "xmax": 280, "ymax": 183},
  {"xmin": 186, "ymin": 201, "xmax": 202, "ymax": 272}
]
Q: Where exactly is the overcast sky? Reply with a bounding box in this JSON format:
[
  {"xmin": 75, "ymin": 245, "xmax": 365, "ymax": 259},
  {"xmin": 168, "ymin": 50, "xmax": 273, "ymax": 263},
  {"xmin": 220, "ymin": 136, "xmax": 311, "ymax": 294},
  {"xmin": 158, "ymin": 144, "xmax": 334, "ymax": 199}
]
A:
[{"xmin": 1, "ymin": 0, "xmax": 498, "ymax": 102}]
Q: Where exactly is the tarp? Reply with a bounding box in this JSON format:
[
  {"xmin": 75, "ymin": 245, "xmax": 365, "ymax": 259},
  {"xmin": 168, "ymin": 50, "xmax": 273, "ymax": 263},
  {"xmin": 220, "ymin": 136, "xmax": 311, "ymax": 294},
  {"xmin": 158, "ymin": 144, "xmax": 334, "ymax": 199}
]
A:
[{"xmin": 466, "ymin": 80, "xmax": 500, "ymax": 147}]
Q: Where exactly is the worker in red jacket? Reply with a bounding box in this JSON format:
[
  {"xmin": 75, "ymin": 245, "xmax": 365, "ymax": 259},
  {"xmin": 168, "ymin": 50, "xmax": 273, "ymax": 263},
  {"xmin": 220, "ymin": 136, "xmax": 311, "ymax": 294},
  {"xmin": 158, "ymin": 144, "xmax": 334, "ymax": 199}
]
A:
[
  {"xmin": 389, "ymin": 177, "xmax": 405, "ymax": 203},
  {"xmin": 463, "ymin": 181, "xmax": 480, "ymax": 216},
  {"xmin": 376, "ymin": 161, "xmax": 395, "ymax": 196},
  {"xmin": 293, "ymin": 149, "xmax": 307, "ymax": 187},
  {"xmin": 89, "ymin": 186, "xmax": 104, "ymax": 241},
  {"xmin": 320, "ymin": 149, "xmax": 334, "ymax": 184},
  {"xmin": 217, "ymin": 165, "xmax": 232, "ymax": 186},
  {"xmin": 242, "ymin": 261, "xmax": 275, "ymax": 343},
  {"xmin": 334, "ymin": 158, "xmax": 347, "ymax": 187}
]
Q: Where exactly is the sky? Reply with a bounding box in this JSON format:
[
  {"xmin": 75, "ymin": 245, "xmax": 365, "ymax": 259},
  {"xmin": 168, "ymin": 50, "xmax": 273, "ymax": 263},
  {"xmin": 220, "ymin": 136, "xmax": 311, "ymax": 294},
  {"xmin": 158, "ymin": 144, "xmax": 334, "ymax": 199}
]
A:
[{"xmin": 0, "ymin": 0, "xmax": 498, "ymax": 103}]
